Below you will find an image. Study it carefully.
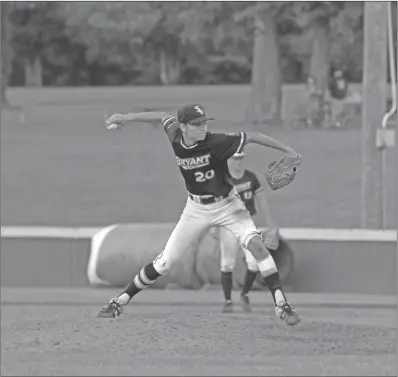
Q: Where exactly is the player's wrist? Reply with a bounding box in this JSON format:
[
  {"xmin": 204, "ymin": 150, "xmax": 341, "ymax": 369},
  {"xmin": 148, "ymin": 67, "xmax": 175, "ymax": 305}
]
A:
[{"xmin": 284, "ymin": 147, "xmax": 298, "ymax": 157}]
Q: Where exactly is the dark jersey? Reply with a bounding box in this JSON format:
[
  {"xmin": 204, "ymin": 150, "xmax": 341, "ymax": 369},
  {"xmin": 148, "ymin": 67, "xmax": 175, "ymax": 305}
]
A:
[
  {"xmin": 162, "ymin": 117, "xmax": 246, "ymax": 196},
  {"xmin": 230, "ymin": 170, "xmax": 263, "ymax": 215}
]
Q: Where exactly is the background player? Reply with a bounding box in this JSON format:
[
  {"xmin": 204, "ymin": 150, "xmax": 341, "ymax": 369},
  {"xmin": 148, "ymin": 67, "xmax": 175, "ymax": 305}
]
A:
[
  {"xmin": 211, "ymin": 150, "xmax": 280, "ymax": 313},
  {"xmin": 99, "ymin": 103, "xmax": 302, "ymax": 326}
]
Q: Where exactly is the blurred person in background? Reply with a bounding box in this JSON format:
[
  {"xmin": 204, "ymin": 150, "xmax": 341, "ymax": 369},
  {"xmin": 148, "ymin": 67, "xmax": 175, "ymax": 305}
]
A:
[{"xmin": 327, "ymin": 68, "xmax": 349, "ymax": 128}]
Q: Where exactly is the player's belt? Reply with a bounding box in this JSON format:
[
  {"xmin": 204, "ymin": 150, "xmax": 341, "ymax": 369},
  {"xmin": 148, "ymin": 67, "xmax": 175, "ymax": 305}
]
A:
[{"xmin": 188, "ymin": 192, "xmax": 230, "ymax": 205}]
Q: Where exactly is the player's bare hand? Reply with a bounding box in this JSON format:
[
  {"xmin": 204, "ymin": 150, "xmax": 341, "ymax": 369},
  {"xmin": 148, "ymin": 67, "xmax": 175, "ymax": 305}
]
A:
[{"xmin": 105, "ymin": 114, "xmax": 126, "ymax": 130}]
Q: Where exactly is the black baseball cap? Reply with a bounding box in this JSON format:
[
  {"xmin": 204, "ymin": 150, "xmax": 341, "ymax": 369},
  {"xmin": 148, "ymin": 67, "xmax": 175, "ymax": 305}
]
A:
[{"xmin": 177, "ymin": 103, "xmax": 215, "ymax": 125}]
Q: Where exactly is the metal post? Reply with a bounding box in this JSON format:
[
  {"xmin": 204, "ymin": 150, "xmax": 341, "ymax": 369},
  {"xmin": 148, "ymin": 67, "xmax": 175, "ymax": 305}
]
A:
[
  {"xmin": 380, "ymin": 1, "xmax": 397, "ymax": 229},
  {"xmin": 361, "ymin": 2, "xmax": 388, "ymax": 229}
]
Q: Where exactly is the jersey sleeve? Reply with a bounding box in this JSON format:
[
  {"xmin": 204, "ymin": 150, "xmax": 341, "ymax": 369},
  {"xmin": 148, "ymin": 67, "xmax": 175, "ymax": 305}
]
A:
[
  {"xmin": 162, "ymin": 116, "xmax": 180, "ymax": 143},
  {"xmin": 211, "ymin": 132, "xmax": 246, "ymax": 159},
  {"xmin": 250, "ymin": 171, "xmax": 264, "ymax": 194}
]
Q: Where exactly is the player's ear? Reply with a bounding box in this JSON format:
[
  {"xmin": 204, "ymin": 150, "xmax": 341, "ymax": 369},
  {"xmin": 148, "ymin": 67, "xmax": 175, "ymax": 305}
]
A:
[{"xmin": 180, "ymin": 123, "xmax": 187, "ymax": 132}]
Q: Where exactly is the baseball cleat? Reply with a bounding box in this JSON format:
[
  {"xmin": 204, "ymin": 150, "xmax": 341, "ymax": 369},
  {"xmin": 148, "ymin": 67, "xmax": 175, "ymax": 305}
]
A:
[
  {"xmin": 97, "ymin": 297, "xmax": 124, "ymax": 318},
  {"xmin": 275, "ymin": 302, "xmax": 301, "ymax": 326},
  {"xmin": 240, "ymin": 293, "xmax": 252, "ymax": 312},
  {"xmin": 222, "ymin": 300, "xmax": 234, "ymax": 313}
]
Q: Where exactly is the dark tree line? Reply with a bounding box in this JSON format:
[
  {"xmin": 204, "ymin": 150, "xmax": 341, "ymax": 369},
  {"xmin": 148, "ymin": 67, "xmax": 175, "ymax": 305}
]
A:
[{"xmin": 1, "ymin": 1, "xmax": 396, "ymax": 123}]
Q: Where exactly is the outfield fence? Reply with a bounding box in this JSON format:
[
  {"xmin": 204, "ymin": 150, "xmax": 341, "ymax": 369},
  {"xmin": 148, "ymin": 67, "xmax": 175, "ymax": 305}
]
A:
[{"xmin": 1, "ymin": 225, "xmax": 396, "ymax": 295}]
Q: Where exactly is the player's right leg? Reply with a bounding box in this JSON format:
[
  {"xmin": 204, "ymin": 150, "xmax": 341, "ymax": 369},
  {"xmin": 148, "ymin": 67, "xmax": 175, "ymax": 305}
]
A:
[
  {"xmin": 98, "ymin": 201, "xmax": 210, "ymax": 318},
  {"xmin": 219, "ymin": 227, "xmax": 240, "ymax": 313}
]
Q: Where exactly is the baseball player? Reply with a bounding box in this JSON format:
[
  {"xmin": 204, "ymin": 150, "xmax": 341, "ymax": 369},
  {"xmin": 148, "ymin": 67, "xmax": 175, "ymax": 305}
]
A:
[
  {"xmin": 98, "ymin": 103, "xmax": 302, "ymax": 326},
  {"xmin": 212, "ymin": 150, "xmax": 280, "ymax": 313}
]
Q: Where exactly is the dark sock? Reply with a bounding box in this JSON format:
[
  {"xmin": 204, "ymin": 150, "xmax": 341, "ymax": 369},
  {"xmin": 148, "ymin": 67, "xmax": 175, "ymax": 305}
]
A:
[
  {"xmin": 120, "ymin": 263, "xmax": 161, "ymax": 303},
  {"xmin": 262, "ymin": 272, "xmax": 286, "ymax": 305},
  {"xmin": 221, "ymin": 271, "xmax": 233, "ymax": 301},
  {"xmin": 241, "ymin": 269, "xmax": 258, "ymax": 295}
]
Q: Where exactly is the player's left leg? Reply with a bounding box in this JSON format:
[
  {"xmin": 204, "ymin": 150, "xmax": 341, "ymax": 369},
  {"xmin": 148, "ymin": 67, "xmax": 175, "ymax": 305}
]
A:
[{"xmin": 214, "ymin": 196, "xmax": 300, "ymax": 326}]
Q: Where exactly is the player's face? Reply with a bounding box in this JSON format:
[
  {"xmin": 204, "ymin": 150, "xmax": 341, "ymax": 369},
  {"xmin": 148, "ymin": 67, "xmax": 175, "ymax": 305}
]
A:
[
  {"xmin": 228, "ymin": 157, "xmax": 245, "ymax": 173},
  {"xmin": 186, "ymin": 121, "xmax": 208, "ymax": 141}
]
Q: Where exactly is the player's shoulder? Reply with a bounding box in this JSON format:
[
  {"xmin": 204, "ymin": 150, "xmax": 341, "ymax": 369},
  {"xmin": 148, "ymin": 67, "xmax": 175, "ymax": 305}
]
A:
[
  {"xmin": 162, "ymin": 116, "xmax": 178, "ymax": 131},
  {"xmin": 204, "ymin": 132, "xmax": 220, "ymax": 146},
  {"xmin": 216, "ymin": 131, "xmax": 244, "ymax": 137},
  {"xmin": 207, "ymin": 131, "xmax": 245, "ymax": 143},
  {"xmin": 162, "ymin": 116, "xmax": 181, "ymax": 142}
]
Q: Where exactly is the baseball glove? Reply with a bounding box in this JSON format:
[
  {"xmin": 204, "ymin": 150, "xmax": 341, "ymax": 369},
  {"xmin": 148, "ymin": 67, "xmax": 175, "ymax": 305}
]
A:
[
  {"xmin": 264, "ymin": 154, "xmax": 301, "ymax": 191},
  {"xmin": 262, "ymin": 228, "xmax": 280, "ymax": 251}
]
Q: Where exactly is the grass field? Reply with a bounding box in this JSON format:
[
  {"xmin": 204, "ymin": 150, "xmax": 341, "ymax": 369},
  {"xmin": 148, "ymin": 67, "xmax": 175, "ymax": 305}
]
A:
[
  {"xmin": 1, "ymin": 289, "xmax": 396, "ymax": 376},
  {"xmin": 1, "ymin": 86, "xmax": 396, "ymax": 228}
]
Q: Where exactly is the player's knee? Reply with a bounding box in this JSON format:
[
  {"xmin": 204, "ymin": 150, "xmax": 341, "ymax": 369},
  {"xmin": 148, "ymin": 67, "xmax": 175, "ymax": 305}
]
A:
[
  {"xmin": 220, "ymin": 252, "xmax": 236, "ymax": 272},
  {"xmin": 152, "ymin": 252, "xmax": 173, "ymax": 275},
  {"xmin": 245, "ymin": 252, "xmax": 259, "ymax": 271},
  {"xmin": 246, "ymin": 259, "xmax": 259, "ymax": 272},
  {"xmin": 245, "ymin": 234, "xmax": 270, "ymax": 261},
  {"xmin": 220, "ymin": 260, "xmax": 235, "ymax": 273}
]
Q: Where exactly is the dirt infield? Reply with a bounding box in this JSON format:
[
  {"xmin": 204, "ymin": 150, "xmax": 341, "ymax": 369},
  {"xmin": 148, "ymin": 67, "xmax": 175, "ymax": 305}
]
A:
[{"xmin": 1, "ymin": 289, "xmax": 396, "ymax": 376}]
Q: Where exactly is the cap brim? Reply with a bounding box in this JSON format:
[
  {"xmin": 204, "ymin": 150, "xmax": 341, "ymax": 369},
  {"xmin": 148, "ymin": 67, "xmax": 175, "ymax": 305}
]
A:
[{"xmin": 189, "ymin": 115, "xmax": 215, "ymax": 124}]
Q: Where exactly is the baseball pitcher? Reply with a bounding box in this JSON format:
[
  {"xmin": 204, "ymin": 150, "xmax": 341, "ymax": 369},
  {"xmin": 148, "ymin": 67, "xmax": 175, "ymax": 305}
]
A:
[{"xmin": 98, "ymin": 103, "xmax": 302, "ymax": 326}]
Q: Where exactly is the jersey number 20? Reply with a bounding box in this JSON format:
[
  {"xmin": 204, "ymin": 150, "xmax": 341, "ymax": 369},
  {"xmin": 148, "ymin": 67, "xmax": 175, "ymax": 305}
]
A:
[{"xmin": 195, "ymin": 169, "xmax": 215, "ymax": 182}]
